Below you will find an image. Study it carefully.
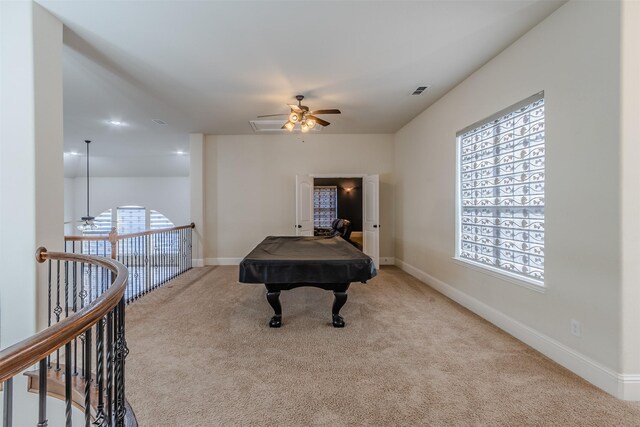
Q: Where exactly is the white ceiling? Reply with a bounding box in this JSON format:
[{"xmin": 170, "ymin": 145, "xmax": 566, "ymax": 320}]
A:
[{"xmin": 38, "ymin": 0, "xmax": 564, "ymax": 176}]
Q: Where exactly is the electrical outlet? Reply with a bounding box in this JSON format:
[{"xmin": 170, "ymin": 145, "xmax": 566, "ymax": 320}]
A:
[{"xmin": 571, "ymin": 319, "xmax": 581, "ymax": 337}]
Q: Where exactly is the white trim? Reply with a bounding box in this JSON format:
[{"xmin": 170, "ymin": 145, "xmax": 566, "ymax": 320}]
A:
[
  {"xmin": 452, "ymin": 257, "xmax": 545, "ymax": 293},
  {"xmin": 192, "ymin": 258, "xmax": 204, "ymax": 268},
  {"xmin": 455, "ymin": 134, "xmax": 462, "ymax": 261},
  {"xmin": 310, "ymin": 173, "xmax": 366, "ymax": 178},
  {"xmin": 205, "ymin": 257, "xmax": 243, "ymax": 265},
  {"xmin": 619, "ymin": 375, "xmax": 640, "ymax": 400},
  {"xmin": 395, "ymin": 258, "xmax": 640, "ymax": 401}
]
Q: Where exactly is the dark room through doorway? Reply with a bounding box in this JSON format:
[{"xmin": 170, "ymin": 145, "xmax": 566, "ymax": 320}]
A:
[{"xmin": 313, "ymin": 177, "xmax": 363, "ymax": 248}]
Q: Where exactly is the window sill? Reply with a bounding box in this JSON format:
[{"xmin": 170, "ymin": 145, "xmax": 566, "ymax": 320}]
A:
[{"xmin": 452, "ymin": 257, "xmax": 546, "ymax": 294}]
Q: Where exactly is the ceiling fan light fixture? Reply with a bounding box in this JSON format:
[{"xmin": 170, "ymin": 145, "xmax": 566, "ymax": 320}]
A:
[
  {"xmin": 77, "ymin": 216, "xmax": 97, "ymax": 231},
  {"xmin": 257, "ymin": 95, "xmax": 340, "ymax": 133}
]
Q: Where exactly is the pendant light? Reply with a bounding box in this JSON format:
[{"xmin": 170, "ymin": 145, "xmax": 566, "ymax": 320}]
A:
[{"xmin": 77, "ymin": 140, "xmax": 97, "ymax": 231}]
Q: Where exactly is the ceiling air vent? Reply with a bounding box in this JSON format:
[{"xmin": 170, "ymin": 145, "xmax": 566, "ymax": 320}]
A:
[
  {"xmin": 410, "ymin": 85, "xmax": 431, "ymax": 96},
  {"xmin": 152, "ymin": 119, "xmax": 168, "ymax": 125}
]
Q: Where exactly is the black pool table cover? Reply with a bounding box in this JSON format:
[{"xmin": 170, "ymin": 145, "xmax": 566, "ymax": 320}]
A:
[{"xmin": 239, "ymin": 236, "xmax": 377, "ymax": 284}]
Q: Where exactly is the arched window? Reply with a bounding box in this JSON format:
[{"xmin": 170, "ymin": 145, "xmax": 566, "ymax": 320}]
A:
[
  {"xmin": 79, "ymin": 207, "xmax": 179, "ymax": 299},
  {"xmin": 82, "ymin": 206, "xmax": 175, "ymax": 236}
]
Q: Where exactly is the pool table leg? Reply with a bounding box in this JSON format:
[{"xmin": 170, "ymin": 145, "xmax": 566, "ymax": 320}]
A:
[
  {"xmin": 265, "ymin": 287, "xmax": 282, "ymax": 328},
  {"xmin": 332, "ymin": 283, "xmax": 350, "ymax": 328}
]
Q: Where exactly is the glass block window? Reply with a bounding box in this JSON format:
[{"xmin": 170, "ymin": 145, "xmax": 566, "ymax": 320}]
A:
[
  {"xmin": 456, "ymin": 92, "xmax": 545, "ymax": 283},
  {"xmin": 314, "ymin": 186, "xmax": 338, "ymax": 228}
]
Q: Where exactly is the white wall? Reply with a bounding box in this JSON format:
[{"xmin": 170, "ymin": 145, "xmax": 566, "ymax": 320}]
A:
[
  {"xmin": 0, "ymin": 2, "xmax": 63, "ymax": 345},
  {"xmin": 394, "ymin": 1, "xmax": 633, "ymax": 397},
  {"xmin": 203, "ymin": 133, "xmax": 394, "ymax": 261},
  {"xmin": 64, "ymin": 177, "xmax": 75, "ymax": 235},
  {"xmin": 67, "ymin": 176, "xmax": 190, "ymax": 234},
  {"xmin": 0, "ymin": 0, "xmax": 36, "ymax": 347}
]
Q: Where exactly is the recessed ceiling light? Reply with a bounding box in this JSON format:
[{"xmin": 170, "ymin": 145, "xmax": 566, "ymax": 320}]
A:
[
  {"xmin": 108, "ymin": 120, "xmax": 123, "ymax": 126},
  {"xmin": 65, "ymin": 151, "xmax": 81, "ymax": 156},
  {"xmin": 152, "ymin": 119, "xmax": 168, "ymax": 125},
  {"xmin": 176, "ymin": 150, "xmax": 187, "ymax": 155}
]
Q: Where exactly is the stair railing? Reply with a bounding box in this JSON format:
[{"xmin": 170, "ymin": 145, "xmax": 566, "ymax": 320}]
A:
[
  {"xmin": 65, "ymin": 223, "xmax": 195, "ymax": 303},
  {"xmin": 0, "ymin": 248, "xmax": 135, "ymax": 426}
]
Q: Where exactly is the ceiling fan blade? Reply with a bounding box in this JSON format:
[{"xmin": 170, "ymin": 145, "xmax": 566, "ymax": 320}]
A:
[
  {"xmin": 308, "ymin": 115, "xmax": 330, "ymax": 127},
  {"xmin": 309, "ymin": 109, "xmax": 341, "ymax": 115},
  {"xmin": 288, "ymin": 104, "xmax": 303, "ymax": 113},
  {"xmin": 257, "ymin": 113, "xmax": 289, "ymax": 118}
]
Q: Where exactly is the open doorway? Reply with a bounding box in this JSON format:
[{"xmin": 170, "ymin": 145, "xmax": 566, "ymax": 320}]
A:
[
  {"xmin": 312, "ymin": 177, "xmax": 363, "ymax": 247},
  {"xmin": 296, "ymin": 174, "xmax": 379, "ymax": 267}
]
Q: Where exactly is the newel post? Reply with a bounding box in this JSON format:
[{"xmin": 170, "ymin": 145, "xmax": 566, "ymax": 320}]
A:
[{"xmin": 108, "ymin": 227, "xmax": 118, "ymax": 260}]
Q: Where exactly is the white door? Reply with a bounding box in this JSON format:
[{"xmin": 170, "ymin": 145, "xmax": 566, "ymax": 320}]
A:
[
  {"xmin": 295, "ymin": 174, "xmax": 314, "ymax": 236},
  {"xmin": 363, "ymin": 174, "xmax": 380, "ymax": 268}
]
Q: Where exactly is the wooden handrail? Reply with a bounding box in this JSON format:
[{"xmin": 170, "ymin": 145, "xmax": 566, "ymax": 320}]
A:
[
  {"xmin": 63, "ymin": 222, "xmax": 195, "ymax": 242},
  {"xmin": 109, "ymin": 222, "xmax": 194, "ymax": 240},
  {"xmin": 0, "ymin": 248, "xmax": 128, "ymax": 384}
]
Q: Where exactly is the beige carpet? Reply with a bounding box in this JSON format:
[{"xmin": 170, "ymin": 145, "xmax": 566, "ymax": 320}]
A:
[{"xmin": 125, "ymin": 266, "xmax": 640, "ymax": 426}]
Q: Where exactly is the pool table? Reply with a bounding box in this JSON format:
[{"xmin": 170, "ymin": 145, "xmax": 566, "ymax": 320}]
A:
[{"xmin": 239, "ymin": 236, "xmax": 377, "ymax": 328}]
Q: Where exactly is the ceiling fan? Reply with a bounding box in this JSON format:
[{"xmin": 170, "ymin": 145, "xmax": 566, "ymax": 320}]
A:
[{"xmin": 258, "ymin": 95, "xmax": 341, "ymax": 132}]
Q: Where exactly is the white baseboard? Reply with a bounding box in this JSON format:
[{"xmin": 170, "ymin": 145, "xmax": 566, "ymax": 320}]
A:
[
  {"xmin": 192, "ymin": 258, "xmax": 204, "ymax": 268},
  {"xmin": 205, "ymin": 257, "xmax": 243, "ymax": 266},
  {"xmin": 394, "ymin": 258, "xmax": 640, "ymax": 401},
  {"xmin": 619, "ymin": 375, "xmax": 640, "ymax": 400}
]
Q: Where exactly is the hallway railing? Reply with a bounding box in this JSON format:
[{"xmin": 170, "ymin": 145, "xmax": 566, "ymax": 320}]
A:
[
  {"xmin": 64, "ymin": 223, "xmax": 195, "ymax": 303},
  {"xmin": 0, "ymin": 248, "xmax": 135, "ymax": 426}
]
